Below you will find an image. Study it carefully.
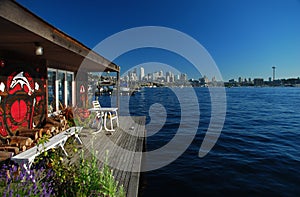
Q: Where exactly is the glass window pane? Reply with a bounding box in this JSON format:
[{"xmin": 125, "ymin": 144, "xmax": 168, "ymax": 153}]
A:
[
  {"xmin": 67, "ymin": 73, "xmax": 73, "ymax": 106},
  {"xmin": 58, "ymin": 71, "xmax": 65, "ymax": 108},
  {"xmin": 47, "ymin": 70, "xmax": 56, "ymax": 112}
]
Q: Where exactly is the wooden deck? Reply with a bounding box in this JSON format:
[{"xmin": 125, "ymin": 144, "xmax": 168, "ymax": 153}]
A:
[{"xmin": 74, "ymin": 116, "xmax": 146, "ymax": 197}]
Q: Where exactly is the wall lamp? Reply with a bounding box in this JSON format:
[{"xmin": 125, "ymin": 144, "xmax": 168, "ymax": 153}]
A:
[
  {"xmin": 35, "ymin": 43, "xmax": 43, "ymax": 56},
  {"xmin": 0, "ymin": 59, "xmax": 5, "ymax": 67}
]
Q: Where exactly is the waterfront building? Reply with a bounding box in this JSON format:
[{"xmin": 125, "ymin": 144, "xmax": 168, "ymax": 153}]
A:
[
  {"xmin": 254, "ymin": 78, "xmax": 264, "ymax": 86},
  {"xmin": 203, "ymin": 75, "xmax": 210, "ymax": 83},
  {"xmin": 0, "ymin": 0, "xmax": 120, "ymax": 138}
]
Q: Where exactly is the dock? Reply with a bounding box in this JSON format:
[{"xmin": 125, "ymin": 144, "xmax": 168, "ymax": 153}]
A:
[{"xmin": 73, "ymin": 116, "xmax": 146, "ymax": 197}]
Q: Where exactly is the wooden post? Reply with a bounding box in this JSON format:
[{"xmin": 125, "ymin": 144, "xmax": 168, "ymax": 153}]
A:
[{"xmin": 117, "ymin": 69, "xmax": 120, "ymax": 110}]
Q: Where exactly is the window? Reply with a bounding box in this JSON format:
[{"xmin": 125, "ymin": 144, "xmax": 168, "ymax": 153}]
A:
[
  {"xmin": 66, "ymin": 72, "xmax": 74, "ymax": 106},
  {"xmin": 58, "ymin": 71, "xmax": 65, "ymax": 108},
  {"xmin": 47, "ymin": 69, "xmax": 56, "ymax": 111},
  {"xmin": 47, "ymin": 68, "xmax": 74, "ymax": 112}
]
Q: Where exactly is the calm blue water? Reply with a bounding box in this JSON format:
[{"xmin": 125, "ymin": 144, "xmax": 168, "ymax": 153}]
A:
[{"xmin": 101, "ymin": 87, "xmax": 300, "ymax": 196}]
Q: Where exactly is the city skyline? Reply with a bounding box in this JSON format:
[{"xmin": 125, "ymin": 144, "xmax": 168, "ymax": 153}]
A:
[
  {"xmin": 17, "ymin": 0, "xmax": 300, "ymax": 81},
  {"xmin": 121, "ymin": 64, "xmax": 300, "ymax": 83},
  {"xmin": 121, "ymin": 66, "xmax": 188, "ymax": 83},
  {"xmin": 120, "ymin": 65, "xmax": 300, "ymax": 88}
]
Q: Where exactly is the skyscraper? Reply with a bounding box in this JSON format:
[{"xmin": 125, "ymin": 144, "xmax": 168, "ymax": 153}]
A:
[
  {"xmin": 238, "ymin": 77, "xmax": 242, "ymax": 83},
  {"xmin": 166, "ymin": 71, "xmax": 173, "ymax": 83},
  {"xmin": 140, "ymin": 67, "xmax": 144, "ymax": 81},
  {"xmin": 159, "ymin": 70, "xmax": 163, "ymax": 78},
  {"xmin": 180, "ymin": 73, "xmax": 187, "ymax": 81}
]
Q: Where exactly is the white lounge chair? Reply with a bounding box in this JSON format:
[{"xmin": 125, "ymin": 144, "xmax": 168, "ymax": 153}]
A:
[{"xmin": 89, "ymin": 100, "xmax": 119, "ymax": 132}]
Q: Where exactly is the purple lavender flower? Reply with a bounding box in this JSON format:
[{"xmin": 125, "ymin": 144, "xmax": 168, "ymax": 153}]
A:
[
  {"xmin": 0, "ymin": 162, "xmax": 55, "ymax": 196},
  {"xmin": 12, "ymin": 165, "xmax": 17, "ymax": 172},
  {"xmin": 28, "ymin": 186, "xmax": 33, "ymax": 196},
  {"xmin": 8, "ymin": 189, "xmax": 13, "ymax": 197},
  {"xmin": 19, "ymin": 170, "xmax": 25, "ymax": 181}
]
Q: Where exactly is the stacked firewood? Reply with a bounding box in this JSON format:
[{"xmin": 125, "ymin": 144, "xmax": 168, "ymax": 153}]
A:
[{"xmin": 0, "ymin": 114, "xmax": 69, "ymax": 162}]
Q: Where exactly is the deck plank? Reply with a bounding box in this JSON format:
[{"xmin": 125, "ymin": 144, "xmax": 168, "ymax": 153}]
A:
[
  {"xmin": 117, "ymin": 123, "xmax": 141, "ymax": 193},
  {"xmin": 128, "ymin": 118, "xmax": 145, "ymax": 196},
  {"xmin": 78, "ymin": 116, "xmax": 146, "ymax": 197}
]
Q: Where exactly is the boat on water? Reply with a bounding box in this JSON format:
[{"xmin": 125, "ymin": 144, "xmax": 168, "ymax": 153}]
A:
[
  {"xmin": 119, "ymin": 85, "xmax": 142, "ymax": 96},
  {"xmin": 119, "ymin": 86, "xmax": 135, "ymax": 96},
  {"xmin": 95, "ymin": 77, "xmax": 115, "ymax": 96},
  {"xmin": 120, "ymin": 87, "xmax": 130, "ymax": 92},
  {"xmin": 94, "ymin": 86, "xmax": 140, "ymax": 96},
  {"xmin": 95, "ymin": 86, "xmax": 113, "ymax": 96}
]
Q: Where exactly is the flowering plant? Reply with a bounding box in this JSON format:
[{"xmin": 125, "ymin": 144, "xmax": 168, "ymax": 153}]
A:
[
  {"xmin": 0, "ymin": 163, "xmax": 53, "ymax": 196},
  {"xmin": 73, "ymin": 107, "xmax": 94, "ymax": 128}
]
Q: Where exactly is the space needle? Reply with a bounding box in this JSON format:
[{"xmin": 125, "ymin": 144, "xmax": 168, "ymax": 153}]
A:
[{"xmin": 272, "ymin": 66, "xmax": 276, "ymax": 81}]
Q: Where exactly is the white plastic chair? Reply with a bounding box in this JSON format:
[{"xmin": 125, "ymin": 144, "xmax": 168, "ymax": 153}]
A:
[{"xmin": 91, "ymin": 100, "xmax": 119, "ymax": 132}]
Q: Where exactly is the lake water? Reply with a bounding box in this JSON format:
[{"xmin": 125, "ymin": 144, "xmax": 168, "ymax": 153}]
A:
[{"xmin": 102, "ymin": 87, "xmax": 300, "ymax": 196}]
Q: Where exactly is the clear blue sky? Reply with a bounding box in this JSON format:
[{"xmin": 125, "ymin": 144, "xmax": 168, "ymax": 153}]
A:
[{"xmin": 17, "ymin": 0, "xmax": 300, "ymax": 81}]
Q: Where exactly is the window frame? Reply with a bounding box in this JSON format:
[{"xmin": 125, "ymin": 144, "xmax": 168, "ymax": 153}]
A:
[{"xmin": 47, "ymin": 68, "xmax": 75, "ymax": 112}]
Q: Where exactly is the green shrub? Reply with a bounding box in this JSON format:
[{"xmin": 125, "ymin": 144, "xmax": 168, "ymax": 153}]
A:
[{"xmin": 75, "ymin": 150, "xmax": 125, "ymax": 197}]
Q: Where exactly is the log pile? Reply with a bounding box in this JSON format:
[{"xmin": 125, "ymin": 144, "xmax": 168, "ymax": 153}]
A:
[{"xmin": 0, "ymin": 114, "xmax": 69, "ymax": 162}]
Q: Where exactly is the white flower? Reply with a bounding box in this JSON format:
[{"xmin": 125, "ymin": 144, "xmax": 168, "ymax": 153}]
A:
[
  {"xmin": 0, "ymin": 82, "xmax": 5, "ymax": 92},
  {"xmin": 35, "ymin": 82, "xmax": 39, "ymax": 90}
]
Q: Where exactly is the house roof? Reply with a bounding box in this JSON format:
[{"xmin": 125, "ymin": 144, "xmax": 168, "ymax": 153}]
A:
[{"xmin": 0, "ymin": 0, "xmax": 119, "ymax": 73}]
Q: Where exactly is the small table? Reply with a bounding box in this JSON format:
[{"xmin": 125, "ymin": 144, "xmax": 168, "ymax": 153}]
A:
[{"xmin": 88, "ymin": 107, "xmax": 119, "ymax": 132}]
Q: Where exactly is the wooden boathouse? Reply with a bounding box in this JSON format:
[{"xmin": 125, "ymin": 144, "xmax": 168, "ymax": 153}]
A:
[
  {"xmin": 0, "ymin": 0, "xmax": 120, "ymax": 138},
  {"xmin": 0, "ymin": 0, "xmax": 145, "ymax": 196}
]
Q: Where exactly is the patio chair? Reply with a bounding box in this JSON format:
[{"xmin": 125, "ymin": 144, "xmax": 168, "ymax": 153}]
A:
[{"xmin": 91, "ymin": 100, "xmax": 119, "ymax": 132}]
